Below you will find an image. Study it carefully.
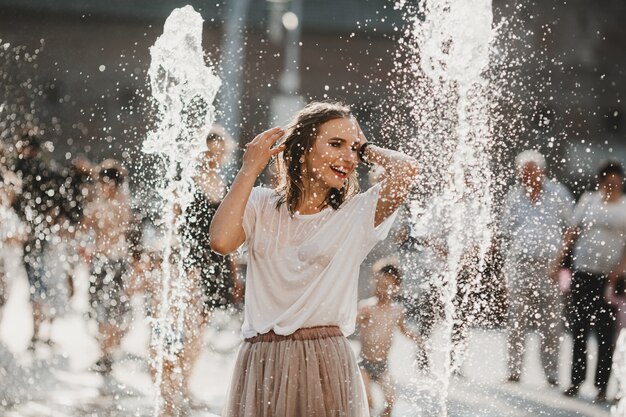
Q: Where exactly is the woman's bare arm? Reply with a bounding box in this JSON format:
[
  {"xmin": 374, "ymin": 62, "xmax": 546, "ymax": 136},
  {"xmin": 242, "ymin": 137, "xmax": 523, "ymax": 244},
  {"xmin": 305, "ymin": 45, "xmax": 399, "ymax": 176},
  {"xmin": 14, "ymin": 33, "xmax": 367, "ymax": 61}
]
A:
[
  {"xmin": 549, "ymin": 227, "xmax": 578, "ymax": 281},
  {"xmin": 209, "ymin": 127, "xmax": 285, "ymax": 255},
  {"xmin": 361, "ymin": 144, "xmax": 420, "ymax": 227}
]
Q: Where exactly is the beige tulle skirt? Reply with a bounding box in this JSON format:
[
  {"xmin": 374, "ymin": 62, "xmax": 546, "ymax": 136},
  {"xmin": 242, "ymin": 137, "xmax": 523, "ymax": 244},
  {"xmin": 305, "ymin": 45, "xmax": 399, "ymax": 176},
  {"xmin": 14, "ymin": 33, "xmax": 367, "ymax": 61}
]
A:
[{"xmin": 222, "ymin": 326, "xmax": 370, "ymax": 417}]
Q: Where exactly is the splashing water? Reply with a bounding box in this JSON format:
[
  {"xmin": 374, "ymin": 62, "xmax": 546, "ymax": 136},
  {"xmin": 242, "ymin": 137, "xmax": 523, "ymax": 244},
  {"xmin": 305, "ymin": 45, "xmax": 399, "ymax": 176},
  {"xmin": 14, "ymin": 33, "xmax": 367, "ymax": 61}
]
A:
[
  {"xmin": 394, "ymin": 0, "xmax": 496, "ymax": 415},
  {"xmin": 144, "ymin": 5, "xmax": 221, "ymax": 415}
]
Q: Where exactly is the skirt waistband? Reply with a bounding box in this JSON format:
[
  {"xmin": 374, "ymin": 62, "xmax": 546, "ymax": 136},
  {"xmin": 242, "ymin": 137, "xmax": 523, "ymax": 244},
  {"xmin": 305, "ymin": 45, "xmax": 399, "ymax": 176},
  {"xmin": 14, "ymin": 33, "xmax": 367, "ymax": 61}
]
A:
[{"xmin": 245, "ymin": 325, "xmax": 342, "ymax": 343}]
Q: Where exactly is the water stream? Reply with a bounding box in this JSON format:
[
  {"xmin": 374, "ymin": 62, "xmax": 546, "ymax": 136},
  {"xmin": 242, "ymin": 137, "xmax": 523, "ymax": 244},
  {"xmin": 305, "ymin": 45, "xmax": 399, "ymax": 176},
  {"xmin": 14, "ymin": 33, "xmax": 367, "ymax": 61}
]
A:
[
  {"xmin": 395, "ymin": 0, "xmax": 497, "ymax": 414},
  {"xmin": 143, "ymin": 6, "xmax": 221, "ymax": 415}
]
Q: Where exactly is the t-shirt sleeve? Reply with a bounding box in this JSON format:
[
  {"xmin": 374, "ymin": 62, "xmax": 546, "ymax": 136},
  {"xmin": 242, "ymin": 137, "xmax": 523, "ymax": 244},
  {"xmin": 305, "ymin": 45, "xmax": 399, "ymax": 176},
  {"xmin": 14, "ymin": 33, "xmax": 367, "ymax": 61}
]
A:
[
  {"xmin": 556, "ymin": 184, "xmax": 575, "ymax": 227},
  {"xmin": 242, "ymin": 187, "xmax": 269, "ymax": 245},
  {"xmin": 570, "ymin": 192, "xmax": 591, "ymax": 229},
  {"xmin": 359, "ymin": 182, "xmax": 399, "ymax": 243}
]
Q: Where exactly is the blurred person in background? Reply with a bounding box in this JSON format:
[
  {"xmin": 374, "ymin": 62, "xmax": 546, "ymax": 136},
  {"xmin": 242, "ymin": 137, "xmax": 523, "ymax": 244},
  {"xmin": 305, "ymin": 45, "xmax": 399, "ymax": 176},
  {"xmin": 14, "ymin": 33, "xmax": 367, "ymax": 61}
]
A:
[
  {"xmin": 408, "ymin": 176, "xmax": 486, "ymax": 376},
  {"xmin": 501, "ymin": 150, "xmax": 574, "ymax": 386},
  {"xmin": 25, "ymin": 155, "xmax": 93, "ymax": 350},
  {"xmin": 553, "ymin": 160, "xmax": 626, "ymax": 402},
  {"xmin": 180, "ymin": 125, "xmax": 243, "ymax": 401},
  {"xmin": 0, "ymin": 171, "xmax": 27, "ymax": 325},
  {"xmin": 12, "ymin": 134, "xmax": 62, "ymax": 351},
  {"xmin": 59, "ymin": 156, "xmax": 95, "ymax": 287},
  {"xmin": 81, "ymin": 160, "xmax": 133, "ymax": 375}
]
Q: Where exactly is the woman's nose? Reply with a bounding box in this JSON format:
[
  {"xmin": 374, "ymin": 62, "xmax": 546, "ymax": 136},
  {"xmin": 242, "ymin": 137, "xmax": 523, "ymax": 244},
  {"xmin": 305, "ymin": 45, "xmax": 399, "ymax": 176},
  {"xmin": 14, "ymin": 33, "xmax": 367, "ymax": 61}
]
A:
[{"xmin": 343, "ymin": 148, "xmax": 357, "ymax": 162}]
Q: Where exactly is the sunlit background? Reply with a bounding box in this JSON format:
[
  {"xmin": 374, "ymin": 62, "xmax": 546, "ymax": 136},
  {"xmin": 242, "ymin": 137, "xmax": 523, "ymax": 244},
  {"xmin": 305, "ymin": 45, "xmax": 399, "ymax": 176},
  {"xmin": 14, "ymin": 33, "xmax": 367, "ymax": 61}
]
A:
[{"xmin": 1, "ymin": 1, "xmax": 625, "ymax": 416}]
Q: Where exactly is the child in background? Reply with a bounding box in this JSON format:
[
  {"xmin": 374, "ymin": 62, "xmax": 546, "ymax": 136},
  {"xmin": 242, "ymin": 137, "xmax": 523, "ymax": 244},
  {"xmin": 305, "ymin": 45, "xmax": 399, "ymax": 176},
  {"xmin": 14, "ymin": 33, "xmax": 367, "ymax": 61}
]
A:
[{"xmin": 357, "ymin": 258, "xmax": 422, "ymax": 417}]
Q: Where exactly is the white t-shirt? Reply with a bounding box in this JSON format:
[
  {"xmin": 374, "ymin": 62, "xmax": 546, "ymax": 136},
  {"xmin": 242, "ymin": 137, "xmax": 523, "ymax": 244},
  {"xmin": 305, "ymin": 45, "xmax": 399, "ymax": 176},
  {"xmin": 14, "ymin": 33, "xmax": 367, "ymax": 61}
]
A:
[
  {"xmin": 240, "ymin": 183, "xmax": 397, "ymax": 338},
  {"xmin": 571, "ymin": 192, "xmax": 626, "ymax": 275},
  {"xmin": 501, "ymin": 180, "xmax": 574, "ymax": 262}
]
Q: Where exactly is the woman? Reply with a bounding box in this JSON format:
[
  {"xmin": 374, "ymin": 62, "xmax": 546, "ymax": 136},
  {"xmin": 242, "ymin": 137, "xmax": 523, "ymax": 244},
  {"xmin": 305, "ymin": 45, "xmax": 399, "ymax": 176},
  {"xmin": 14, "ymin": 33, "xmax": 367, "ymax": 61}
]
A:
[
  {"xmin": 553, "ymin": 160, "xmax": 626, "ymax": 402},
  {"xmin": 183, "ymin": 124, "xmax": 242, "ymax": 311},
  {"xmin": 210, "ymin": 102, "xmax": 419, "ymax": 416},
  {"xmin": 179, "ymin": 125, "xmax": 242, "ymax": 402}
]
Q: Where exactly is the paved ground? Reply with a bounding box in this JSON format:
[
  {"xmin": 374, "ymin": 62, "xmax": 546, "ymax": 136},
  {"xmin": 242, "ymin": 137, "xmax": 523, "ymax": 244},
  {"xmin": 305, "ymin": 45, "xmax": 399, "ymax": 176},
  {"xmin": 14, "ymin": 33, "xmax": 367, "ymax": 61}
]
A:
[{"xmin": 0, "ymin": 264, "xmax": 617, "ymax": 417}]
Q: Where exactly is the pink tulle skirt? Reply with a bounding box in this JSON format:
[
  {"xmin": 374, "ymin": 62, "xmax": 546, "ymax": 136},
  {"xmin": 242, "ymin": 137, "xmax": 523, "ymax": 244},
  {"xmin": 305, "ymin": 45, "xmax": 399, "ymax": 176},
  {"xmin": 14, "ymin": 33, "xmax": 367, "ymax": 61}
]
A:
[{"xmin": 222, "ymin": 326, "xmax": 369, "ymax": 417}]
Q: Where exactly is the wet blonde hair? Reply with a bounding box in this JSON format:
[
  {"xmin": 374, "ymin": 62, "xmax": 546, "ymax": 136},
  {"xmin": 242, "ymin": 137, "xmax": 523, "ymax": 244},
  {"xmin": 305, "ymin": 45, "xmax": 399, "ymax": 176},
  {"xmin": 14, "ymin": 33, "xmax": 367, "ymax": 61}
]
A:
[{"xmin": 275, "ymin": 101, "xmax": 360, "ymax": 215}]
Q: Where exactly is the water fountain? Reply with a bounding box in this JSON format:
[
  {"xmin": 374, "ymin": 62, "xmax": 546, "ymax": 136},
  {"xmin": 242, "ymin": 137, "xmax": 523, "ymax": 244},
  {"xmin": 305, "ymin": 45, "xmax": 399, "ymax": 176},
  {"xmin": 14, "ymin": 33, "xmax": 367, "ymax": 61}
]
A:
[
  {"xmin": 147, "ymin": 2, "xmax": 506, "ymax": 415},
  {"xmin": 143, "ymin": 5, "xmax": 221, "ymax": 416},
  {"xmin": 0, "ymin": 1, "xmax": 620, "ymax": 416},
  {"xmin": 392, "ymin": 0, "xmax": 498, "ymax": 414}
]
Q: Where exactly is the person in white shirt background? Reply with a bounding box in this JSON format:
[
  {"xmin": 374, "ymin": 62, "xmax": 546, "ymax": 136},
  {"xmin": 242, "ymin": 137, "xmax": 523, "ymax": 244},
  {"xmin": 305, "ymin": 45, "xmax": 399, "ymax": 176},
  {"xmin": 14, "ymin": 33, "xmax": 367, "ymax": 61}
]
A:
[
  {"xmin": 501, "ymin": 150, "xmax": 574, "ymax": 386},
  {"xmin": 553, "ymin": 160, "xmax": 626, "ymax": 402},
  {"xmin": 209, "ymin": 101, "xmax": 419, "ymax": 417}
]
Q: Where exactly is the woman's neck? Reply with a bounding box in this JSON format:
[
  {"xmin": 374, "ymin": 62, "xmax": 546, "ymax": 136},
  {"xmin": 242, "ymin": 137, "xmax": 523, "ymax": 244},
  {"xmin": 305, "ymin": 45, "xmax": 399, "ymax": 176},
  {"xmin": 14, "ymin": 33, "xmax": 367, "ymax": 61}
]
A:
[
  {"xmin": 602, "ymin": 189, "xmax": 622, "ymax": 203},
  {"xmin": 196, "ymin": 169, "xmax": 224, "ymax": 201},
  {"xmin": 297, "ymin": 179, "xmax": 329, "ymax": 214}
]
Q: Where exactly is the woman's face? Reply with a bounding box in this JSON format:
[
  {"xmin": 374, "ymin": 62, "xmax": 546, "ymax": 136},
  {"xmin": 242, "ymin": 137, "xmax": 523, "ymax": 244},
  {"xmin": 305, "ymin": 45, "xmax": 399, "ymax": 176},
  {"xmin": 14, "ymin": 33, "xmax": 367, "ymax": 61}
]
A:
[
  {"xmin": 304, "ymin": 117, "xmax": 361, "ymax": 190},
  {"xmin": 599, "ymin": 173, "xmax": 623, "ymax": 196},
  {"xmin": 203, "ymin": 140, "xmax": 226, "ymax": 171}
]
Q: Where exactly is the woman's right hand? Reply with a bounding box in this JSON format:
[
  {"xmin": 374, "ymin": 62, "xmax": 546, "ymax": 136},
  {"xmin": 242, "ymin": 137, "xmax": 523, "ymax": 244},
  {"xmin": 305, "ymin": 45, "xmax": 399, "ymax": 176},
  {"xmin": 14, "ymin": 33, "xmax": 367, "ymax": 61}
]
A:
[{"xmin": 241, "ymin": 127, "xmax": 286, "ymax": 177}]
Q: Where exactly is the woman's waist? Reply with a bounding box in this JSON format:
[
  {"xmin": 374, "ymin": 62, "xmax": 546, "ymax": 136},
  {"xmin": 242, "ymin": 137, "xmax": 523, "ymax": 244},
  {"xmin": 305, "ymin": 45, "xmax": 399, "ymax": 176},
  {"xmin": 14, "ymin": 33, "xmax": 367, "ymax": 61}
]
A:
[{"xmin": 244, "ymin": 325, "xmax": 343, "ymax": 343}]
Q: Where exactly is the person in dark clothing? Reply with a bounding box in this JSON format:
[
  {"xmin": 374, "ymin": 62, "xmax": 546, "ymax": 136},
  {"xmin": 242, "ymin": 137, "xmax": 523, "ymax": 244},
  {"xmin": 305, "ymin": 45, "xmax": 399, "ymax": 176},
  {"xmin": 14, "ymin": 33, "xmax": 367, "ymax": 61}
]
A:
[
  {"xmin": 181, "ymin": 125, "xmax": 242, "ymax": 314},
  {"xmin": 58, "ymin": 156, "xmax": 95, "ymax": 227},
  {"xmin": 56, "ymin": 156, "xmax": 95, "ymax": 306},
  {"xmin": 177, "ymin": 125, "xmax": 242, "ymax": 405},
  {"xmin": 553, "ymin": 161, "xmax": 626, "ymax": 402},
  {"xmin": 12, "ymin": 134, "xmax": 63, "ymax": 351}
]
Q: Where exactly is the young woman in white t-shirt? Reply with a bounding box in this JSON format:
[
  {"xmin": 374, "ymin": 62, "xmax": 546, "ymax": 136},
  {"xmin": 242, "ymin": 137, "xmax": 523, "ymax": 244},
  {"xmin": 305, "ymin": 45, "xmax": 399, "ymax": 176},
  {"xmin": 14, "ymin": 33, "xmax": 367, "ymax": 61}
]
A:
[{"xmin": 210, "ymin": 102, "xmax": 419, "ymax": 417}]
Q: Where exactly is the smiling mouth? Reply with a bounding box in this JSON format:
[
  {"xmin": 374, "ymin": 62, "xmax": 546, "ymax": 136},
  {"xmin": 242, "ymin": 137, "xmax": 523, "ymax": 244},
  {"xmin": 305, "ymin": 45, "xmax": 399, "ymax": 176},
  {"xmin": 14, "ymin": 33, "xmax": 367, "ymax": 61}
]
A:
[{"xmin": 330, "ymin": 165, "xmax": 350, "ymax": 178}]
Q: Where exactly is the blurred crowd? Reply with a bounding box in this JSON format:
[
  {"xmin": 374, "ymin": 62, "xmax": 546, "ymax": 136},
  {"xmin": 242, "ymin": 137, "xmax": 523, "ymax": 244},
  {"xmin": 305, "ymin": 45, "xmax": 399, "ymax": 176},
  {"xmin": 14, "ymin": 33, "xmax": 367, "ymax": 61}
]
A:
[
  {"xmin": 0, "ymin": 128, "xmax": 625, "ymax": 415},
  {"xmin": 0, "ymin": 128, "xmax": 244, "ymax": 414},
  {"xmin": 385, "ymin": 150, "xmax": 626, "ymax": 411}
]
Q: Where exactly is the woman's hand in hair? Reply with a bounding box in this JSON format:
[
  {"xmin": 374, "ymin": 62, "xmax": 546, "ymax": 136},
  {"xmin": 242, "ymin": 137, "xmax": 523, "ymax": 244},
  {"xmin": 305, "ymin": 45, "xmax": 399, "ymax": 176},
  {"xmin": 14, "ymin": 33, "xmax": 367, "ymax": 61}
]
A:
[
  {"xmin": 241, "ymin": 127, "xmax": 286, "ymax": 178},
  {"xmin": 210, "ymin": 127, "xmax": 285, "ymax": 255},
  {"xmin": 361, "ymin": 144, "xmax": 420, "ymax": 227}
]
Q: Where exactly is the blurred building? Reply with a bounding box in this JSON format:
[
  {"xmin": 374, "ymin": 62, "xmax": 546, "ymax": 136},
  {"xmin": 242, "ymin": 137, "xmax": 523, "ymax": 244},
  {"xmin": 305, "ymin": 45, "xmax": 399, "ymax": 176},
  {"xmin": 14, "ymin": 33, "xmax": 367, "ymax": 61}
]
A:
[
  {"xmin": 0, "ymin": 0, "xmax": 402, "ymax": 172},
  {"xmin": 0, "ymin": 0, "xmax": 624, "ymax": 192},
  {"xmin": 492, "ymin": 0, "xmax": 626, "ymax": 191}
]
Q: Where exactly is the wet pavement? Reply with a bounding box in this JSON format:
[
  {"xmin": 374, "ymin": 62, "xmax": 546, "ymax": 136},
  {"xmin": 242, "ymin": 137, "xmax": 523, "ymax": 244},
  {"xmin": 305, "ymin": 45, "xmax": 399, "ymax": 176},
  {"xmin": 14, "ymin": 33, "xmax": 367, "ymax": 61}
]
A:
[{"xmin": 0, "ymin": 264, "xmax": 614, "ymax": 417}]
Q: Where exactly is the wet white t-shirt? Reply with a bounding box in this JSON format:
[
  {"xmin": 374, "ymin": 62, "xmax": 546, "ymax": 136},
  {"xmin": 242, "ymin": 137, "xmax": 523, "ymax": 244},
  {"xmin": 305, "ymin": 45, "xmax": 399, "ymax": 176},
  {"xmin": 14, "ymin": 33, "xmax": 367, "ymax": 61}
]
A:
[
  {"xmin": 571, "ymin": 192, "xmax": 626, "ymax": 275},
  {"xmin": 240, "ymin": 183, "xmax": 397, "ymax": 338}
]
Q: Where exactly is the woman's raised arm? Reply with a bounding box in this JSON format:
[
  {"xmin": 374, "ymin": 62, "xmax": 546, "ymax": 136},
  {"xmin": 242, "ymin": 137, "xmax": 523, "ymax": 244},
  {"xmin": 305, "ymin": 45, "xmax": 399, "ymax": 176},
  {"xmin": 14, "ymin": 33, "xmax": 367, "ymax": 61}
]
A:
[
  {"xmin": 360, "ymin": 139, "xmax": 420, "ymax": 227},
  {"xmin": 209, "ymin": 127, "xmax": 285, "ymax": 255}
]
